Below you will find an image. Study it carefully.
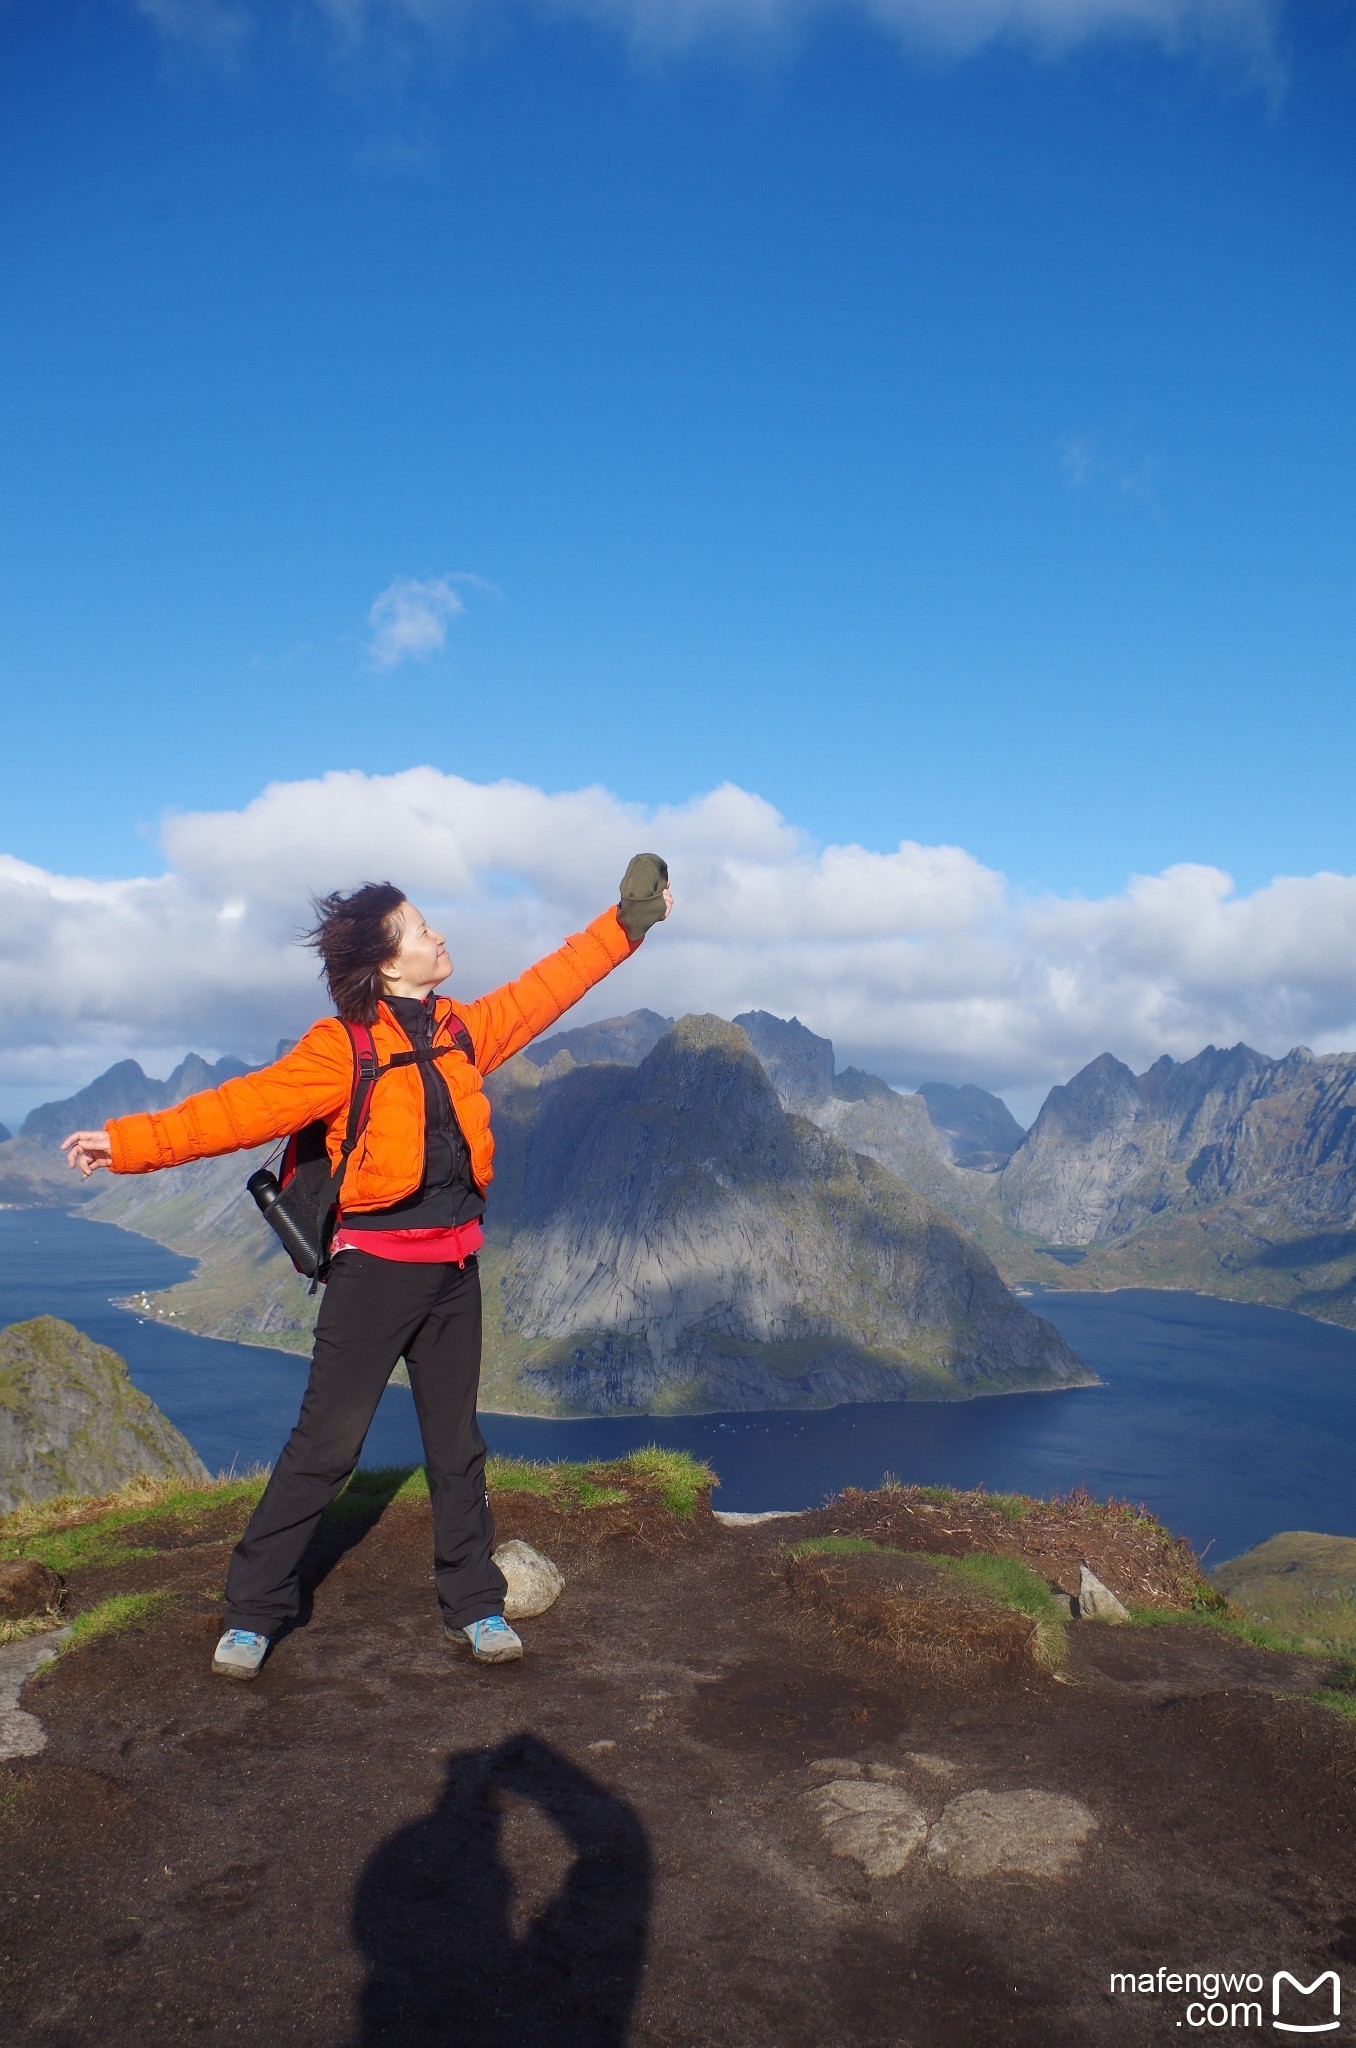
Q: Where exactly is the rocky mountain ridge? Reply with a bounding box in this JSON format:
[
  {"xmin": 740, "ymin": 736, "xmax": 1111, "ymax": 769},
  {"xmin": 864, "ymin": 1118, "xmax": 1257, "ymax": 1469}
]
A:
[
  {"xmin": 19, "ymin": 1053, "xmax": 250, "ymax": 1148},
  {"xmin": 12, "ymin": 1017, "xmax": 1088, "ymax": 1412},
  {"xmin": 721, "ymin": 1014, "xmax": 1356, "ymax": 1327},
  {"xmin": 998, "ymin": 1041, "xmax": 1356, "ymax": 1243},
  {"xmin": 479, "ymin": 1015, "xmax": 1086, "ymax": 1412},
  {"xmin": 19, "ymin": 1010, "xmax": 1356, "ymax": 1336},
  {"xmin": 0, "ymin": 1316, "xmax": 208, "ymax": 1511},
  {"xmin": 988, "ymin": 1040, "xmax": 1356, "ymax": 1325}
]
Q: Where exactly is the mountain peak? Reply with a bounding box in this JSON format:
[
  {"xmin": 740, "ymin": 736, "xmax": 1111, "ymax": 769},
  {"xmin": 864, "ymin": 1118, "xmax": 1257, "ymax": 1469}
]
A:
[{"xmin": 732, "ymin": 1010, "xmax": 835, "ymax": 1113}]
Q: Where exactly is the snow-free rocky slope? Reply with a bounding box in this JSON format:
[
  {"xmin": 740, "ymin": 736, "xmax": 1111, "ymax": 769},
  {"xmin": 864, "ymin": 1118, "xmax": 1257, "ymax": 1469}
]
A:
[
  {"xmin": 481, "ymin": 1015, "xmax": 1086, "ymax": 1412},
  {"xmin": 992, "ymin": 1042, "xmax": 1356, "ymax": 1323},
  {"xmin": 59, "ymin": 1018, "xmax": 1087, "ymax": 1414}
]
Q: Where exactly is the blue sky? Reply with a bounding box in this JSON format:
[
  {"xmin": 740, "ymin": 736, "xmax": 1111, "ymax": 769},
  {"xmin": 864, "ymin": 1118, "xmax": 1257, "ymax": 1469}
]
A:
[
  {"xmin": 2, "ymin": 1, "xmax": 1356, "ymax": 1121},
  {"xmin": 4, "ymin": 0, "xmax": 1352, "ymax": 894}
]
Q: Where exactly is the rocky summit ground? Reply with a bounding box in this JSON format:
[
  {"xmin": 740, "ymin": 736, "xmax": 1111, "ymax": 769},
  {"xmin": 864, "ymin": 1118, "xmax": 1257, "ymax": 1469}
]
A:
[{"xmin": 0, "ymin": 1462, "xmax": 1353, "ymax": 2048}]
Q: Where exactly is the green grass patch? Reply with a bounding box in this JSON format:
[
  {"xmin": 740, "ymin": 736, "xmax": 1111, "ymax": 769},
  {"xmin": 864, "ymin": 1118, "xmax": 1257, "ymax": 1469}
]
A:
[
  {"xmin": 0, "ymin": 1473, "xmax": 268, "ymax": 1575},
  {"xmin": 1310, "ymin": 1658, "xmax": 1356, "ymax": 1722},
  {"xmin": 986, "ymin": 1492, "xmax": 1034, "ymax": 1523},
  {"xmin": 7, "ymin": 1527, "xmax": 160, "ymax": 1575},
  {"xmin": 61, "ymin": 1590, "xmax": 181, "ymax": 1653},
  {"xmin": 791, "ymin": 1535, "xmax": 885, "ymax": 1558},
  {"xmin": 617, "ymin": 1447, "xmax": 714, "ymax": 1517},
  {"xmin": 919, "ymin": 1551, "xmax": 1070, "ymax": 1667},
  {"xmin": 0, "ymin": 1450, "xmax": 718, "ymax": 1582},
  {"xmin": 1129, "ymin": 1600, "xmax": 1356, "ymax": 1661},
  {"xmin": 487, "ymin": 1446, "xmax": 715, "ymax": 1518},
  {"xmin": 911, "ymin": 1485, "xmax": 958, "ymax": 1506},
  {"xmin": 486, "ymin": 1457, "xmax": 628, "ymax": 1509}
]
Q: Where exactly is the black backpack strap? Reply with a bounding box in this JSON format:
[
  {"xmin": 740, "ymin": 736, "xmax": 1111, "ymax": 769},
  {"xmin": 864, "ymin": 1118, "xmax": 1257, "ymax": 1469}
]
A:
[
  {"xmin": 343, "ymin": 1023, "xmax": 382, "ymax": 1150},
  {"xmin": 381, "ymin": 1009, "xmax": 476, "ymax": 1071}
]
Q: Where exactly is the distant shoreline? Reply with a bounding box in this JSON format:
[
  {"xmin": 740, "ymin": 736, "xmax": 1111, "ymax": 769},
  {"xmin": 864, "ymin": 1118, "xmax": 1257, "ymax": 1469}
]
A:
[{"xmin": 105, "ymin": 1291, "xmax": 1099, "ymax": 1417}]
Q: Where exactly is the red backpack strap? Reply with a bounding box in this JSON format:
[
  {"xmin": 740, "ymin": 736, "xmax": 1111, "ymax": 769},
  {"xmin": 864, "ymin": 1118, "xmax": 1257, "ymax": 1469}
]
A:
[{"xmin": 438, "ymin": 1005, "xmax": 475, "ymax": 1064}]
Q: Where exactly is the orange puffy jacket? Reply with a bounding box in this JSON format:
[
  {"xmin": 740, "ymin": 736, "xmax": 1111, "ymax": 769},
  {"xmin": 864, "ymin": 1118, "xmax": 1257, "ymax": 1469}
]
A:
[{"xmin": 105, "ymin": 906, "xmax": 639, "ymax": 1209}]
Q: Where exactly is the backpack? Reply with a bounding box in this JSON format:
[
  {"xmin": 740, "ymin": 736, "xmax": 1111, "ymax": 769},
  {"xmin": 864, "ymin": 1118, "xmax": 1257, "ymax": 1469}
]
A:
[{"xmin": 246, "ymin": 1012, "xmax": 474, "ymax": 1291}]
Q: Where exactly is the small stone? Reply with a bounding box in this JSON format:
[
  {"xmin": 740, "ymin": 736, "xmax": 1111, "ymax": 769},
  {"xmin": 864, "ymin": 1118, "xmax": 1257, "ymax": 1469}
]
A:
[
  {"xmin": 0, "ymin": 1560, "xmax": 62, "ymax": 1621},
  {"xmin": 0, "ymin": 1630, "xmax": 70, "ymax": 1761},
  {"xmin": 493, "ymin": 1539, "xmax": 564, "ymax": 1621},
  {"xmin": 807, "ymin": 1778, "xmax": 928, "ymax": 1878},
  {"xmin": 926, "ymin": 1788, "xmax": 1097, "ymax": 1879},
  {"xmin": 586, "ymin": 1740, "xmax": 616, "ymax": 1753},
  {"xmin": 1078, "ymin": 1565, "xmax": 1129, "ymax": 1622},
  {"xmin": 807, "ymin": 1757, "xmax": 864, "ymax": 1778},
  {"xmin": 899, "ymin": 1751, "xmax": 959, "ymax": 1780}
]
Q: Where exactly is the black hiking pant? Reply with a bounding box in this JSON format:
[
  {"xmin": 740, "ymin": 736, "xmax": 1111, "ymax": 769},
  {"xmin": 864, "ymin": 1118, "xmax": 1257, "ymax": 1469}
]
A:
[{"xmin": 223, "ymin": 1251, "xmax": 506, "ymax": 1637}]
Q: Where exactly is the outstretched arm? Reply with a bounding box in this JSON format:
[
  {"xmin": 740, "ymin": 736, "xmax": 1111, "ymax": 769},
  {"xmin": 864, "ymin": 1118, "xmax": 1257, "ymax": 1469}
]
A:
[
  {"xmin": 460, "ymin": 855, "xmax": 671, "ymax": 1076},
  {"xmin": 63, "ymin": 1018, "xmax": 354, "ymax": 1178}
]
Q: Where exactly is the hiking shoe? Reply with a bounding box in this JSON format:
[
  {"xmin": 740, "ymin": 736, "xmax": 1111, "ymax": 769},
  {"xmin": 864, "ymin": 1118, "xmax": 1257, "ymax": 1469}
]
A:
[
  {"xmin": 212, "ymin": 1628, "xmax": 269, "ymax": 1680},
  {"xmin": 445, "ymin": 1615, "xmax": 523, "ymax": 1664}
]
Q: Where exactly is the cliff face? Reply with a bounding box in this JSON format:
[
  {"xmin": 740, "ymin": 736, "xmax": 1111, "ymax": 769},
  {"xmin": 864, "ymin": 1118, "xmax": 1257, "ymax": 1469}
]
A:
[
  {"xmin": 0, "ymin": 1317, "xmax": 208, "ymax": 1512},
  {"xmin": 487, "ymin": 1017, "xmax": 1088, "ymax": 1414},
  {"xmin": 997, "ymin": 1043, "xmax": 1356, "ymax": 1246},
  {"xmin": 732, "ymin": 1011, "xmax": 1027, "ymax": 1263},
  {"xmin": 916, "ymin": 1082, "xmax": 1025, "ymax": 1171}
]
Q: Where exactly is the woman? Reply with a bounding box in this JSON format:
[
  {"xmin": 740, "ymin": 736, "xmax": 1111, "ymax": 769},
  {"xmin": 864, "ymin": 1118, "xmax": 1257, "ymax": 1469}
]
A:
[{"xmin": 62, "ymin": 855, "xmax": 672, "ymax": 1680}]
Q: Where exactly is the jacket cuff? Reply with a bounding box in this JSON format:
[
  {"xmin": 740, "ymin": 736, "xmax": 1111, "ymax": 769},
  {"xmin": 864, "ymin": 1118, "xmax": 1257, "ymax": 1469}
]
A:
[
  {"xmin": 590, "ymin": 904, "xmax": 643, "ymax": 961},
  {"xmin": 106, "ymin": 1115, "xmax": 158, "ymax": 1175}
]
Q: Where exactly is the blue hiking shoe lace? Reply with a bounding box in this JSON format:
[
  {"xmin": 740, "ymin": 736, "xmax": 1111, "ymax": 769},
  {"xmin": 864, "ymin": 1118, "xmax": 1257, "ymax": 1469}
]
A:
[
  {"xmin": 212, "ymin": 1628, "xmax": 269, "ymax": 1680},
  {"xmin": 445, "ymin": 1614, "xmax": 524, "ymax": 1663}
]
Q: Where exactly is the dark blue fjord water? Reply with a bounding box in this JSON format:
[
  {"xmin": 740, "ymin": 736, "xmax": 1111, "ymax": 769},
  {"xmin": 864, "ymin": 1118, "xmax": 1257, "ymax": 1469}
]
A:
[{"xmin": 2, "ymin": 1209, "xmax": 1353, "ymax": 1567}]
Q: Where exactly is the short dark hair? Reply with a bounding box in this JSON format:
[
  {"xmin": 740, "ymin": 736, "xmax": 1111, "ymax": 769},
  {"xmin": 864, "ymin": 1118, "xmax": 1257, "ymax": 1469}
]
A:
[{"xmin": 305, "ymin": 882, "xmax": 406, "ymax": 1024}]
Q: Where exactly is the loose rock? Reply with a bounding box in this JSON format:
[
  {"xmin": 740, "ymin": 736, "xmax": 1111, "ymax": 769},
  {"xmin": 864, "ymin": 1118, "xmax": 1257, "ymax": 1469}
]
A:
[
  {"xmin": 0, "ymin": 1558, "xmax": 62, "ymax": 1620},
  {"xmin": 0, "ymin": 1630, "xmax": 71, "ymax": 1760},
  {"xmin": 898, "ymin": 1750, "xmax": 959, "ymax": 1780},
  {"xmin": 493, "ymin": 1538, "xmax": 565, "ymax": 1620},
  {"xmin": 806, "ymin": 1777, "xmax": 928, "ymax": 1878},
  {"xmin": 1079, "ymin": 1565, "xmax": 1130, "ymax": 1622},
  {"xmin": 926, "ymin": 1788, "xmax": 1096, "ymax": 1879}
]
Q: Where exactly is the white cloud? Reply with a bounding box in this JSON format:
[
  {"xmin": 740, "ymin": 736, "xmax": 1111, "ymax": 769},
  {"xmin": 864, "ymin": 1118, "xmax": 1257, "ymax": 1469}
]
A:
[
  {"xmin": 366, "ymin": 574, "xmax": 474, "ymax": 668},
  {"xmin": 5, "ymin": 768, "xmax": 1356, "ymax": 1125},
  {"xmin": 134, "ymin": 0, "xmax": 1286, "ymax": 83}
]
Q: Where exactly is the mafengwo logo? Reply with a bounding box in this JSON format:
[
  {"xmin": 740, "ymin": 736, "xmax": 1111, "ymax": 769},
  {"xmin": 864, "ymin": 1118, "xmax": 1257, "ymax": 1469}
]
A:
[
  {"xmin": 1108, "ymin": 1967, "xmax": 1344, "ymax": 2031},
  {"xmin": 1273, "ymin": 1972, "xmax": 1342, "ymax": 2034}
]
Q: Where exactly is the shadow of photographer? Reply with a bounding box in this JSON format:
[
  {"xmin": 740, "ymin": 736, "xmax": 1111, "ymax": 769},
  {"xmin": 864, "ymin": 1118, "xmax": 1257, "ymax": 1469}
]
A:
[{"xmin": 351, "ymin": 1731, "xmax": 651, "ymax": 2046}]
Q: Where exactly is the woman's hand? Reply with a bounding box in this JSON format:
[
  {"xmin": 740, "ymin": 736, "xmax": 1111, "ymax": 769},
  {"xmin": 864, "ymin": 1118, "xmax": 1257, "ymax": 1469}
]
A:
[
  {"xmin": 61, "ymin": 1129, "xmax": 113, "ymax": 1177},
  {"xmin": 618, "ymin": 854, "xmax": 672, "ymax": 942}
]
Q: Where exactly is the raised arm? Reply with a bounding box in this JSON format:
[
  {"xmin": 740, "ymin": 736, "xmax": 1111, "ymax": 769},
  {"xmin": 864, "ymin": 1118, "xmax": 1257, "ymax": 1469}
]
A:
[
  {"xmin": 459, "ymin": 855, "xmax": 671, "ymax": 1076},
  {"xmin": 62, "ymin": 1018, "xmax": 354, "ymax": 1179}
]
